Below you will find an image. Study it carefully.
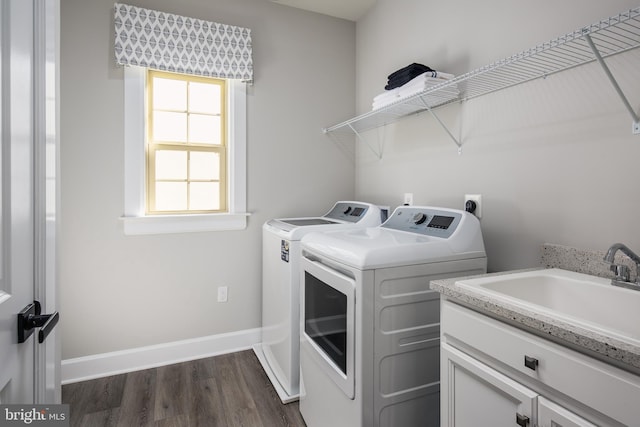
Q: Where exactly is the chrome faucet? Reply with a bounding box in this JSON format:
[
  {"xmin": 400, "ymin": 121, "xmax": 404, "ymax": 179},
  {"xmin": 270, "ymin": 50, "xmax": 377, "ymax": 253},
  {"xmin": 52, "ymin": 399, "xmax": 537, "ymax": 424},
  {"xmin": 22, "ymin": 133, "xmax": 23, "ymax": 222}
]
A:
[{"xmin": 603, "ymin": 243, "xmax": 640, "ymax": 290}]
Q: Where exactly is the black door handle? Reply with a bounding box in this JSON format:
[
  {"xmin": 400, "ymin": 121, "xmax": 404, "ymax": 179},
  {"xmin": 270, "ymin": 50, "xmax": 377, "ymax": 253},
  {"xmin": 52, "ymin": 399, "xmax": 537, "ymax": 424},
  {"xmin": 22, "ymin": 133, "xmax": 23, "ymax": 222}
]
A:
[{"xmin": 17, "ymin": 300, "xmax": 59, "ymax": 343}]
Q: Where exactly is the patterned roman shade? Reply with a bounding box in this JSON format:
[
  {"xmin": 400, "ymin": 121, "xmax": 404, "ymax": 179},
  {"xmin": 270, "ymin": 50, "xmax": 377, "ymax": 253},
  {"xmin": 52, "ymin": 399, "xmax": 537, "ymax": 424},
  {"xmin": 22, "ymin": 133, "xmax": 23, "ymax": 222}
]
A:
[{"xmin": 114, "ymin": 3, "xmax": 253, "ymax": 81}]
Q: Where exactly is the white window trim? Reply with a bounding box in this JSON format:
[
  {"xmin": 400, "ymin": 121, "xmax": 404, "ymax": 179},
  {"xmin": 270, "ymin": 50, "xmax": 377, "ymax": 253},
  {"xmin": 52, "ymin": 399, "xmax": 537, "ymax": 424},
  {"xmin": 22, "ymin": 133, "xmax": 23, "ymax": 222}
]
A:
[{"xmin": 121, "ymin": 66, "xmax": 249, "ymax": 235}]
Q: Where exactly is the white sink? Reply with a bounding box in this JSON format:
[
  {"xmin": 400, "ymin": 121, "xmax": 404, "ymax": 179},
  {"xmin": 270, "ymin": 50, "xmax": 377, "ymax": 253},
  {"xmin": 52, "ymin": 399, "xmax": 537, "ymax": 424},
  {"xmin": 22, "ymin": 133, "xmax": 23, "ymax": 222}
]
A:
[{"xmin": 455, "ymin": 268, "xmax": 640, "ymax": 344}]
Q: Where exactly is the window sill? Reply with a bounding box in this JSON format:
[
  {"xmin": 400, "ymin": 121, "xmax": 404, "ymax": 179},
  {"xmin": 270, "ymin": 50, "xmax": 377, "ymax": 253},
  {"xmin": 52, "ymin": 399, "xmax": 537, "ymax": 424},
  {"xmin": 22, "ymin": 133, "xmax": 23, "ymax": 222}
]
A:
[{"xmin": 120, "ymin": 212, "xmax": 250, "ymax": 235}]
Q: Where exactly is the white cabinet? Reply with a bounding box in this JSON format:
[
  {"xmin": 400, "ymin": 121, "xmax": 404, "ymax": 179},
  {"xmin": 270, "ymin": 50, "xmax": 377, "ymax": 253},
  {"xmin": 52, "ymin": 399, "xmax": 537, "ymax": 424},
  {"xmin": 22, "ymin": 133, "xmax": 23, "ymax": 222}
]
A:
[
  {"xmin": 442, "ymin": 343, "xmax": 597, "ymax": 427},
  {"xmin": 442, "ymin": 343, "xmax": 537, "ymax": 427},
  {"xmin": 440, "ymin": 299, "xmax": 640, "ymax": 427}
]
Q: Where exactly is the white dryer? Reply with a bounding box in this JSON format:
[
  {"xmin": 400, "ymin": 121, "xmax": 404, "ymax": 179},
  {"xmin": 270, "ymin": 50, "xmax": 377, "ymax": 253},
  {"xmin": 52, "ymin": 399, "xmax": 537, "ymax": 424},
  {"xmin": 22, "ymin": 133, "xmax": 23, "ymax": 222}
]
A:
[
  {"xmin": 299, "ymin": 206, "xmax": 487, "ymax": 427},
  {"xmin": 254, "ymin": 201, "xmax": 387, "ymax": 403}
]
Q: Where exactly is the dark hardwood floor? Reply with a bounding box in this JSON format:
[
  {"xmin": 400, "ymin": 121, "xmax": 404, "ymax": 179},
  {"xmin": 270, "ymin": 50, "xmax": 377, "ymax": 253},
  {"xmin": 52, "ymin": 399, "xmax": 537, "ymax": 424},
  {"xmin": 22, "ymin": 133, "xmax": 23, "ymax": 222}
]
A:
[{"xmin": 62, "ymin": 350, "xmax": 307, "ymax": 427}]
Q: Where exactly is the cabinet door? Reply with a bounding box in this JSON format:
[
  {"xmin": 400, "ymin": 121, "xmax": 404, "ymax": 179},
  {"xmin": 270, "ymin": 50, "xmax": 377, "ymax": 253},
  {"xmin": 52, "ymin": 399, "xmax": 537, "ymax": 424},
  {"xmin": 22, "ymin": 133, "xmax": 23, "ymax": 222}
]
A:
[
  {"xmin": 441, "ymin": 343, "xmax": 538, "ymax": 427},
  {"xmin": 538, "ymin": 397, "xmax": 597, "ymax": 427}
]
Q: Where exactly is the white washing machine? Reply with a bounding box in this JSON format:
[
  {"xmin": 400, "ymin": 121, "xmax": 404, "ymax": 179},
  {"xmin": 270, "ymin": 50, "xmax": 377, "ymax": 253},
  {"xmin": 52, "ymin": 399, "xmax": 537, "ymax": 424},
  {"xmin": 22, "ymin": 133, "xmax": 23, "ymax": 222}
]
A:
[
  {"xmin": 299, "ymin": 206, "xmax": 487, "ymax": 426},
  {"xmin": 253, "ymin": 201, "xmax": 388, "ymax": 403}
]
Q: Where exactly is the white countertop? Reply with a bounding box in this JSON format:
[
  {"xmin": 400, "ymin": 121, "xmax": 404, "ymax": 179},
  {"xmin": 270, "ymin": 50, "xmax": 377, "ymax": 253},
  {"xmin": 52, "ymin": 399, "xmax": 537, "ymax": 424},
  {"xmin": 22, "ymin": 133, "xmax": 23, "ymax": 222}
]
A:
[{"xmin": 430, "ymin": 268, "xmax": 640, "ymax": 375}]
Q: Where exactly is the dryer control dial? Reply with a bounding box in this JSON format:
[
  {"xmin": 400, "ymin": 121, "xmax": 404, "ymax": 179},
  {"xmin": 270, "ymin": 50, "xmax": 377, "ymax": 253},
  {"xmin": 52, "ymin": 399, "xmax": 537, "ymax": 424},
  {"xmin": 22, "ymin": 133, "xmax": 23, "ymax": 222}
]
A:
[{"xmin": 413, "ymin": 213, "xmax": 428, "ymax": 225}]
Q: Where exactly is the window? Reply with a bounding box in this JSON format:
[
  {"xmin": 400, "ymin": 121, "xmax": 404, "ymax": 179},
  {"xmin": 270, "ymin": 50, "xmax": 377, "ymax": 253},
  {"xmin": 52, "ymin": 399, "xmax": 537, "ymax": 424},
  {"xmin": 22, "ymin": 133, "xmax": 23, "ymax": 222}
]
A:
[
  {"xmin": 146, "ymin": 70, "xmax": 227, "ymax": 214},
  {"xmin": 122, "ymin": 66, "xmax": 248, "ymax": 235}
]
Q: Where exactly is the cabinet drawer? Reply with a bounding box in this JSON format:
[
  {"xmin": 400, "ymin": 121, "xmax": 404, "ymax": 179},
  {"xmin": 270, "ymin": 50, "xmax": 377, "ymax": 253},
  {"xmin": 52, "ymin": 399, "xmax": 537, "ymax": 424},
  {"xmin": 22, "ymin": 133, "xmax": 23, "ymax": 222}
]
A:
[
  {"xmin": 441, "ymin": 342, "xmax": 538, "ymax": 427},
  {"xmin": 441, "ymin": 300, "xmax": 640, "ymax": 426}
]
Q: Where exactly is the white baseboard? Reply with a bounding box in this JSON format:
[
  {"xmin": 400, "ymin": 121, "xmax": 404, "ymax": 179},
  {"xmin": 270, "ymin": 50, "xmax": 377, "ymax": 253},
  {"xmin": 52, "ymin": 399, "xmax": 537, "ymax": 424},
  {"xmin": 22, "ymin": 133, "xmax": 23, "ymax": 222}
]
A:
[{"xmin": 61, "ymin": 327, "xmax": 261, "ymax": 385}]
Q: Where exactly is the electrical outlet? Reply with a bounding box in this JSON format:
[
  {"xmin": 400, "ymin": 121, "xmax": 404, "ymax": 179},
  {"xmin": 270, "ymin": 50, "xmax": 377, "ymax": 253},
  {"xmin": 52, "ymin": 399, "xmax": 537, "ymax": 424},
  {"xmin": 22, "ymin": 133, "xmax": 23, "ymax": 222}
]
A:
[
  {"xmin": 217, "ymin": 286, "xmax": 228, "ymax": 303},
  {"xmin": 403, "ymin": 193, "xmax": 413, "ymax": 206},
  {"xmin": 464, "ymin": 194, "xmax": 482, "ymax": 218}
]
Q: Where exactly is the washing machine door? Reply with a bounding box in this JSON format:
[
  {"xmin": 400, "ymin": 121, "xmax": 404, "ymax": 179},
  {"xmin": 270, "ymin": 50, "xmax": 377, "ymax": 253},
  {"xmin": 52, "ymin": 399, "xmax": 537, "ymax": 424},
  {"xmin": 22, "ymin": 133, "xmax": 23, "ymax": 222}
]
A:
[{"xmin": 301, "ymin": 256, "xmax": 355, "ymax": 399}]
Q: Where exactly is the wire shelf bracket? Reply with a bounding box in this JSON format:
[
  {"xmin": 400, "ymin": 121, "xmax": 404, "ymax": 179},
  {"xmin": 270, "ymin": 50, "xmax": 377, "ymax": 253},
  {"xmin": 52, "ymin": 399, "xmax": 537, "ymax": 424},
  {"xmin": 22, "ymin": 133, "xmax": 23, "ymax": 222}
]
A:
[
  {"xmin": 349, "ymin": 123, "xmax": 383, "ymax": 159},
  {"xmin": 583, "ymin": 31, "xmax": 640, "ymax": 135},
  {"xmin": 418, "ymin": 96, "xmax": 463, "ymax": 153}
]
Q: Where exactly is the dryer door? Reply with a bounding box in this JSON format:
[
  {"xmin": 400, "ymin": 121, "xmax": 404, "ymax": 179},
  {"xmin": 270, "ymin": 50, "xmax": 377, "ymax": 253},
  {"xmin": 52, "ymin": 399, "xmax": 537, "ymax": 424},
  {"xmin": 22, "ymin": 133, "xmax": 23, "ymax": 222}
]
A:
[{"xmin": 301, "ymin": 256, "xmax": 355, "ymax": 399}]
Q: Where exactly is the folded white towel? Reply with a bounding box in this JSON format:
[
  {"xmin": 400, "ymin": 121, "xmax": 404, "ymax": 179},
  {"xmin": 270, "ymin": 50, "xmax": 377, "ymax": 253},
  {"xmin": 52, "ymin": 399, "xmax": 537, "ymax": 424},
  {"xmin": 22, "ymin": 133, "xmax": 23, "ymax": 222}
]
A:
[
  {"xmin": 419, "ymin": 70, "xmax": 455, "ymax": 80},
  {"xmin": 371, "ymin": 71, "xmax": 457, "ymax": 110},
  {"xmin": 400, "ymin": 71, "xmax": 454, "ymax": 90},
  {"xmin": 399, "ymin": 80, "xmax": 451, "ymax": 98},
  {"xmin": 371, "ymin": 88, "xmax": 402, "ymax": 109},
  {"xmin": 372, "ymin": 88, "xmax": 400, "ymax": 103},
  {"xmin": 402, "ymin": 73, "xmax": 450, "ymax": 88},
  {"xmin": 372, "ymin": 98, "xmax": 400, "ymax": 109}
]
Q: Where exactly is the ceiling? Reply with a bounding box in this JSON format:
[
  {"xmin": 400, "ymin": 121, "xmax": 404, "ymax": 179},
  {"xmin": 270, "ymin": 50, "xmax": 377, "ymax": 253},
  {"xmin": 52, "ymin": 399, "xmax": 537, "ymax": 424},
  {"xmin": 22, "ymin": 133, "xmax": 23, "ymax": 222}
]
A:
[{"xmin": 270, "ymin": 0, "xmax": 376, "ymax": 21}]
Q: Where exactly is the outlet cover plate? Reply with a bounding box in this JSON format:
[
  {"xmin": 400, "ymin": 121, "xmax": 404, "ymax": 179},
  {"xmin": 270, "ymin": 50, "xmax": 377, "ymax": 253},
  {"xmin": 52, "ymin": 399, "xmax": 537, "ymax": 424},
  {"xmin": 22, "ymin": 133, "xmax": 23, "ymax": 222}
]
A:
[{"xmin": 464, "ymin": 194, "xmax": 482, "ymax": 219}]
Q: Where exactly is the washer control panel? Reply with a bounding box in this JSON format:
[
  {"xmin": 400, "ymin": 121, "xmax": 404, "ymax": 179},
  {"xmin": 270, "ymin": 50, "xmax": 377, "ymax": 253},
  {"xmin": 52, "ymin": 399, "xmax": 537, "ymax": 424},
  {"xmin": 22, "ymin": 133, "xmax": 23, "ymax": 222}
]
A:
[
  {"xmin": 325, "ymin": 202, "xmax": 386, "ymax": 224},
  {"xmin": 381, "ymin": 206, "xmax": 463, "ymax": 238}
]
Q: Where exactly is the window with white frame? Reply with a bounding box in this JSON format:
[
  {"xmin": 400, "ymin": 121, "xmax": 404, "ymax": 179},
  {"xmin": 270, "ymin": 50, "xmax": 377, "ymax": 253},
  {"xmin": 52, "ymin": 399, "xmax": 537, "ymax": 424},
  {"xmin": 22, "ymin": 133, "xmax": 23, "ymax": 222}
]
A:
[
  {"xmin": 114, "ymin": 3, "xmax": 252, "ymax": 235},
  {"xmin": 122, "ymin": 67, "xmax": 248, "ymax": 235},
  {"xmin": 146, "ymin": 70, "xmax": 227, "ymax": 214}
]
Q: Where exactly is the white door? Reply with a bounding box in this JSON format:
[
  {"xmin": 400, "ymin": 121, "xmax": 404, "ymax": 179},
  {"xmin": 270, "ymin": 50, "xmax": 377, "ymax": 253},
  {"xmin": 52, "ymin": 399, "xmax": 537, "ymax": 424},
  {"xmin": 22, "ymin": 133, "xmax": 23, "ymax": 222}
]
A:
[
  {"xmin": 0, "ymin": 0, "xmax": 59, "ymax": 404},
  {"xmin": 441, "ymin": 343, "xmax": 538, "ymax": 427}
]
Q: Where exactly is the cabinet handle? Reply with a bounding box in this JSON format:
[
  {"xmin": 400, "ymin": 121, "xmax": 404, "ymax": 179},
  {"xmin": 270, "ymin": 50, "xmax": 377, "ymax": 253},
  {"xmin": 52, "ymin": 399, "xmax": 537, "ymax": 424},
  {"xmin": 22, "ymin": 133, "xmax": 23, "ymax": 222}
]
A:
[
  {"xmin": 516, "ymin": 413, "xmax": 530, "ymax": 426},
  {"xmin": 524, "ymin": 355, "xmax": 539, "ymax": 371}
]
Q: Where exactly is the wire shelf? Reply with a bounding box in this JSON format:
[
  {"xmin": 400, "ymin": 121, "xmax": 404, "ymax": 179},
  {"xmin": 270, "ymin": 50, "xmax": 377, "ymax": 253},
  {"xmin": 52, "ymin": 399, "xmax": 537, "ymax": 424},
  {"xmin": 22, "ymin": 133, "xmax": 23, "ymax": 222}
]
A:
[{"xmin": 324, "ymin": 7, "xmax": 640, "ymax": 135}]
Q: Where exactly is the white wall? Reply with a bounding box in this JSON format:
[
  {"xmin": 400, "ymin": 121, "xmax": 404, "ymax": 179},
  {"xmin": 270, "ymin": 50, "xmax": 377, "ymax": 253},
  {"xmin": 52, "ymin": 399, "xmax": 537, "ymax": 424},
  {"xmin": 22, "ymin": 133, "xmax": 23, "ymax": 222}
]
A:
[
  {"xmin": 355, "ymin": 0, "xmax": 640, "ymax": 272},
  {"xmin": 60, "ymin": 0, "xmax": 356, "ymax": 359}
]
